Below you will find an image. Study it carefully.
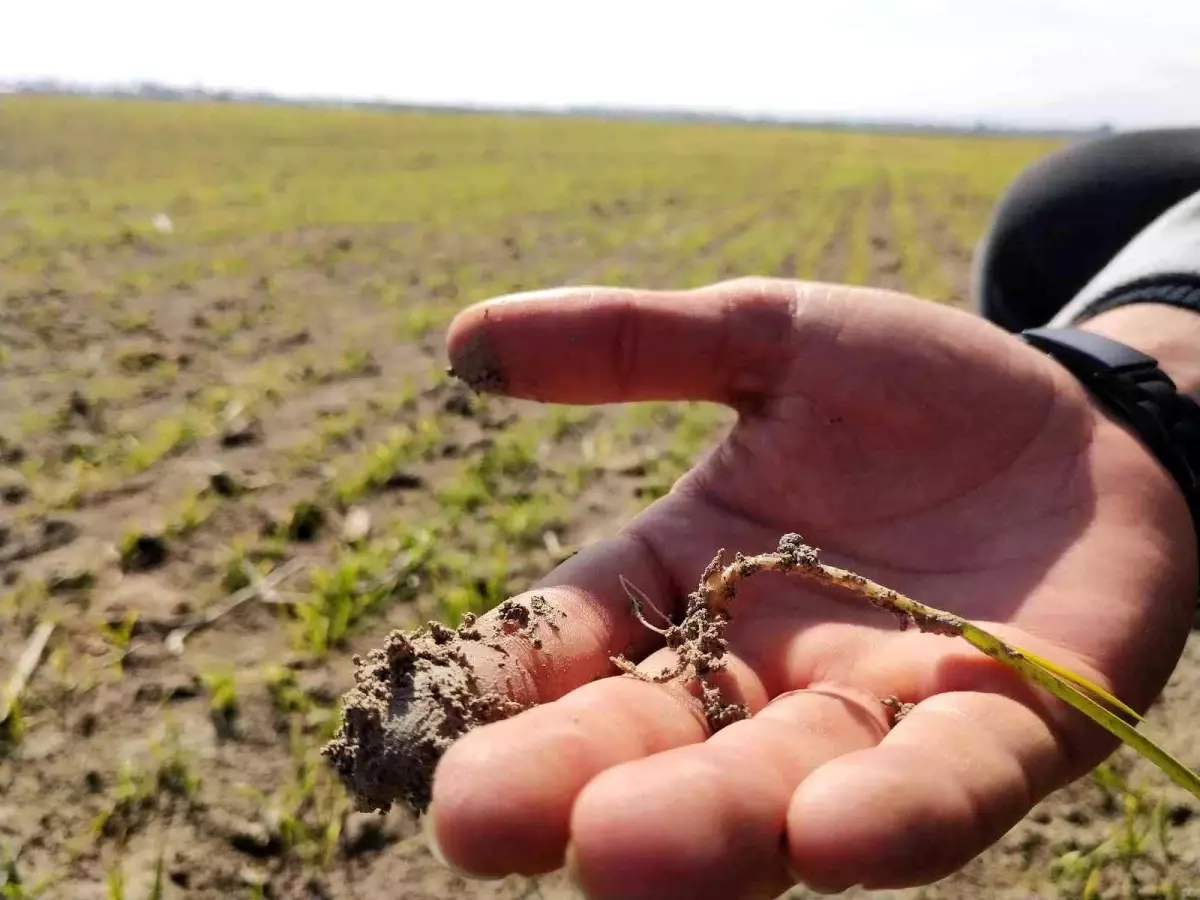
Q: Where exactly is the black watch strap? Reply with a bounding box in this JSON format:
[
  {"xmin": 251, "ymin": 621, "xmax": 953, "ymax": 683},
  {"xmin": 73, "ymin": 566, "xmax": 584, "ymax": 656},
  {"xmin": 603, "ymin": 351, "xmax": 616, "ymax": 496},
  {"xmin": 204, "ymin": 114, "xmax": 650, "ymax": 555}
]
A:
[{"xmin": 1020, "ymin": 327, "xmax": 1200, "ymax": 555}]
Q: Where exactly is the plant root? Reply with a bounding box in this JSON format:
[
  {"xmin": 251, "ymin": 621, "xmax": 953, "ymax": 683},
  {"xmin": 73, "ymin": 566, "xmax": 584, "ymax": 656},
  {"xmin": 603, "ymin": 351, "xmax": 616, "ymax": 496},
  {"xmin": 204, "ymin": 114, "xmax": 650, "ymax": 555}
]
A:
[
  {"xmin": 612, "ymin": 533, "xmax": 1200, "ymax": 810},
  {"xmin": 611, "ymin": 533, "xmax": 969, "ymax": 734}
]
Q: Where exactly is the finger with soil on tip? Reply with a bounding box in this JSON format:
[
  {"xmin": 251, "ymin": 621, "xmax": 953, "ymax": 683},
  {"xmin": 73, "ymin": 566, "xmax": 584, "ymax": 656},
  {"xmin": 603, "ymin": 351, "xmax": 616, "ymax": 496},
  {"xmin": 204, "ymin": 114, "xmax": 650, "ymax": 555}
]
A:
[
  {"xmin": 444, "ymin": 282, "xmax": 797, "ymax": 406},
  {"xmin": 323, "ymin": 529, "xmax": 683, "ymax": 817}
]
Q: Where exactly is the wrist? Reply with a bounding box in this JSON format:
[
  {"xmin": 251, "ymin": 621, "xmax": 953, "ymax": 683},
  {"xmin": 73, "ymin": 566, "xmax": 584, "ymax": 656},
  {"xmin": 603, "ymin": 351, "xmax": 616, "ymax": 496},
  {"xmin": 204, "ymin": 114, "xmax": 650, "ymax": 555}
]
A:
[{"xmin": 1078, "ymin": 303, "xmax": 1200, "ymax": 400}]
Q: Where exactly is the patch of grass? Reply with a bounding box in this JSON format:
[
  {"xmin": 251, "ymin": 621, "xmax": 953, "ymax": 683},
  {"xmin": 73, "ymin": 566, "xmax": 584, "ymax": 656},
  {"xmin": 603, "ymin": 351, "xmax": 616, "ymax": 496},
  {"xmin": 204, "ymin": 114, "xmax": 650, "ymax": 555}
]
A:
[
  {"xmin": 338, "ymin": 347, "xmax": 379, "ymax": 378},
  {"xmin": 1050, "ymin": 763, "xmax": 1184, "ymax": 898},
  {"xmin": 625, "ymin": 402, "xmax": 726, "ymax": 502},
  {"xmin": 284, "ymin": 500, "xmax": 327, "ymax": 542},
  {"xmin": 265, "ymin": 666, "xmax": 312, "ymax": 720},
  {"xmin": 844, "ymin": 188, "xmax": 873, "ymax": 286},
  {"xmin": 221, "ymin": 543, "xmax": 254, "ymax": 593},
  {"xmin": 120, "ymin": 415, "xmax": 202, "ymax": 475},
  {"xmin": 88, "ymin": 373, "xmax": 143, "ymax": 406},
  {"xmin": 492, "ymin": 493, "xmax": 566, "ymax": 550},
  {"xmin": 1, "ymin": 846, "xmax": 58, "ymax": 899},
  {"xmin": 436, "ymin": 429, "xmax": 540, "ymax": 514},
  {"xmin": 98, "ymin": 609, "xmax": 139, "ymax": 670},
  {"xmin": 201, "ymin": 667, "xmax": 240, "ymax": 738},
  {"xmin": 114, "ymin": 311, "xmax": 153, "ymax": 334},
  {"xmin": 104, "ymin": 865, "xmax": 125, "ymax": 900},
  {"xmin": 164, "ymin": 488, "xmax": 219, "ymax": 539},
  {"xmin": 102, "ymin": 850, "xmax": 165, "ymax": 900},
  {"xmin": 329, "ymin": 422, "xmax": 440, "ymax": 507},
  {"xmin": 314, "ymin": 405, "xmax": 369, "ymax": 449},
  {"xmin": 394, "ymin": 303, "xmax": 451, "ymax": 339},
  {"xmin": 91, "ymin": 724, "xmax": 200, "ymax": 845},
  {"xmin": 436, "ymin": 547, "xmax": 515, "ymax": 625},
  {"xmin": 0, "ymin": 581, "xmax": 48, "ymax": 625},
  {"xmin": 292, "ymin": 529, "xmax": 435, "ymax": 656},
  {"xmin": 547, "ymin": 405, "xmax": 595, "ymax": 441},
  {"xmin": 887, "ymin": 169, "xmax": 951, "ymax": 301},
  {"xmin": 116, "ymin": 529, "xmax": 168, "ymax": 573},
  {"xmin": 16, "ymin": 409, "xmax": 53, "ymax": 442},
  {"xmin": 220, "ymin": 538, "xmax": 290, "ymax": 595},
  {"xmin": 244, "ymin": 722, "xmax": 349, "ymax": 867},
  {"xmin": 0, "ymin": 698, "xmax": 24, "ymax": 759}
]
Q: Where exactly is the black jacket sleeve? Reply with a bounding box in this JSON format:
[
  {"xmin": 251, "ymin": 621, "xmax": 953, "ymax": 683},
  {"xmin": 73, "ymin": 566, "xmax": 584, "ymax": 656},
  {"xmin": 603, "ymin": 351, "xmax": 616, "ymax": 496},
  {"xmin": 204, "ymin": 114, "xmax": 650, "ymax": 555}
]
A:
[{"xmin": 1048, "ymin": 189, "xmax": 1200, "ymax": 327}]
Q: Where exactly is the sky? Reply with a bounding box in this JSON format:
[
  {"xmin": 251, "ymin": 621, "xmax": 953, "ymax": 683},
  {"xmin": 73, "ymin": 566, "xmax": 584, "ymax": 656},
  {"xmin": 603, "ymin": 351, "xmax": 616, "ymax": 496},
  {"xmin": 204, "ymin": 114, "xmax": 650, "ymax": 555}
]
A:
[{"xmin": 4, "ymin": 0, "xmax": 1200, "ymax": 130}]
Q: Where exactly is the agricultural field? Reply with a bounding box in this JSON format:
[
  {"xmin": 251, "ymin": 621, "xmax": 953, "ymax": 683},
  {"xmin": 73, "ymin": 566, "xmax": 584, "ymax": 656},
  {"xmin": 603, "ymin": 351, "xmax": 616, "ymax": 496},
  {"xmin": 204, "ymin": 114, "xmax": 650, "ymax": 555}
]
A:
[{"xmin": 1, "ymin": 95, "xmax": 1198, "ymax": 899}]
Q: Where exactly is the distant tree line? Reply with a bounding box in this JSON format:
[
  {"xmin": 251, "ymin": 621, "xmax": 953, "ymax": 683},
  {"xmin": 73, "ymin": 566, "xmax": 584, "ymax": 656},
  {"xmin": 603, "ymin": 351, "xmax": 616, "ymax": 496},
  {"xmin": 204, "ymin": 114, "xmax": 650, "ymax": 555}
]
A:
[{"xmin": 0, "ymin": 78, "xmax": 1114, "ymax": 139}]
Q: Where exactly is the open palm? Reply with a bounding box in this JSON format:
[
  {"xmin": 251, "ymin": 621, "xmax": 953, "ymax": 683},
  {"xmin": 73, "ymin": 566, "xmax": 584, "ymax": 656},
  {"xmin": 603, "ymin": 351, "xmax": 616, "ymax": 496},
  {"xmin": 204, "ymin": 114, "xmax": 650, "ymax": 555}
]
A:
[{"xmin": 427, "ymin": 278, "xmax": 1197, "ymax": 898}]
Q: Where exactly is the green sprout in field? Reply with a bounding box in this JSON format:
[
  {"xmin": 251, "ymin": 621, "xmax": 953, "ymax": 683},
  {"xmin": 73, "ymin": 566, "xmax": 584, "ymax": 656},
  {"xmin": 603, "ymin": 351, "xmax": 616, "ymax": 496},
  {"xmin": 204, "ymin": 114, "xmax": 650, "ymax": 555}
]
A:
[
  {"xmin": 293, "ymin": 530, "xmax": 436, "ymax": 656},
  {"xmin": 201, "ymin": 668, "xmax": 240, "ymax": 739},
  {"xmin": 1, "ymin": 845, "xmax": 58, "ymax": 899},
  {"xmin": 1050, "ymin": 763, "xmax": 1184, "ymax": 898},
  {"xmin": 90, "ymin": 725, "xmax": 200, "ymax": 845}
]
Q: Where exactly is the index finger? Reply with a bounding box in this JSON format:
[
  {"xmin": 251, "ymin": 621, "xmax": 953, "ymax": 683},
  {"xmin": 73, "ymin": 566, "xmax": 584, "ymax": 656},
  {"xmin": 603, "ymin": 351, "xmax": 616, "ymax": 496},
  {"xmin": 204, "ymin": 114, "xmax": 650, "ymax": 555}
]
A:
[{"xmin": 445, "ymin": 280, "xmax": 806, "ymax": 407}]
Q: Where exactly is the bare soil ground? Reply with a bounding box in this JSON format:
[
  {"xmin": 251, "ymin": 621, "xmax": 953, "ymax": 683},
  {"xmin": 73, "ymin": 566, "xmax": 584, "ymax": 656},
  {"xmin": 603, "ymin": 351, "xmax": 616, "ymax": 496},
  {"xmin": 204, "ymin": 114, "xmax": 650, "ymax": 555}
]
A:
[
  {"xmin": 2, "ymin": 97, "xmax": 1190, "ymax": 900},
  {"xmin": 866, "ymin": 183, "xmax": 906, "ymax": 294}
]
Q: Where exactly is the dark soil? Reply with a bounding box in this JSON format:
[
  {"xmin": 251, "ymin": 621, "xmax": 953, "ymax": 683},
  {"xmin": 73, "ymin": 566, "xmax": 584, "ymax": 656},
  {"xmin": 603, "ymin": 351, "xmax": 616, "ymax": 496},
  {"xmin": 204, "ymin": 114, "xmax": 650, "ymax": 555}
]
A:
[{"xmin": 325, "ymin": 608, "xmax": 547, "ymax": 816}]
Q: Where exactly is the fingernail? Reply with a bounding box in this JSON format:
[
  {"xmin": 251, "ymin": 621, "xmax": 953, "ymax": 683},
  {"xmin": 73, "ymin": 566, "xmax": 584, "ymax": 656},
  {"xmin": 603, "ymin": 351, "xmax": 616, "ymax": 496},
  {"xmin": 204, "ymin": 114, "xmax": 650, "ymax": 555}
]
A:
[
  {"xmin": 483, "ymin": 287, "xmax": 571, "ymax": 306},
  {"xmin": 483, "ymin": 285, "xmax": 626, "ymax": 307},
  {"xmin": 422, "ymin": 806, "xmax": 504, "ymax": 882}
]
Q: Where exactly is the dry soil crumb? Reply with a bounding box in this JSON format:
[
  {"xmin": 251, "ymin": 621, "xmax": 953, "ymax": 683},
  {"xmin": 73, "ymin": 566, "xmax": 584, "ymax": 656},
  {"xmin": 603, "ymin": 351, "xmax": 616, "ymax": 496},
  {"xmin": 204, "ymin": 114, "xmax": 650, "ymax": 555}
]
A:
[
  {"xmin": 701, "ymin": 681, "xmax": 750, "ymax": 731},
  {"xmin": 446, "ymin": 321, "xmax": 507, "ymax": 394},
  {"xmin": 882, "ymin": 695, "xmax": 916, "ymax": 724},
  {"xmin": 496, "ymin": 598, "xmax": 531, "ymax": 631}
]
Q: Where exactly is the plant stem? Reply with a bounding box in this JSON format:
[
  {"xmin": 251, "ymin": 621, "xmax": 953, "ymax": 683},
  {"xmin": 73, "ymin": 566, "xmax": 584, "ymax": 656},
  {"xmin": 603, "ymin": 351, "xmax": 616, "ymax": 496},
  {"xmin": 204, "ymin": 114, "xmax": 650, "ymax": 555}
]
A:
[{"xmin": 690, "ymin": 533, "xmax": 1200, "ymax": 802}]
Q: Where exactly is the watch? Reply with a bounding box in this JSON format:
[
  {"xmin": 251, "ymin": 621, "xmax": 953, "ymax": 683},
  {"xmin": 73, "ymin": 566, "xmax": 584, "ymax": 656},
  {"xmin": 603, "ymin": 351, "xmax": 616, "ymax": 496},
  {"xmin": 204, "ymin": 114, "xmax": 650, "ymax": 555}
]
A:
[{"xmin": 1020, "ymin": 327, "xmax": 1200, "ymax": 563}]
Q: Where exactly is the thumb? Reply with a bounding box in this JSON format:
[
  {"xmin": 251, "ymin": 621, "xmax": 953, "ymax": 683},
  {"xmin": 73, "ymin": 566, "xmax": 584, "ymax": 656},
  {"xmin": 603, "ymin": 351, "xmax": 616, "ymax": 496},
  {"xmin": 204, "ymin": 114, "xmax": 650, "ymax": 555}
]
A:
[{"xmin": 445, "ymin": 278, "xmax": 828, "ymax": 409}]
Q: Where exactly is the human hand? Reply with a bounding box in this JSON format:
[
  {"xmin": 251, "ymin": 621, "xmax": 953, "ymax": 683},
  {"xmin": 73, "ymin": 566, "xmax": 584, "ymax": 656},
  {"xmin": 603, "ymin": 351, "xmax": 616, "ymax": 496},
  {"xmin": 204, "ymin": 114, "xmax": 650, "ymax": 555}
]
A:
[{"xmin": 426, "ymin": 278, "xmax": 1197, "ymax": 897}]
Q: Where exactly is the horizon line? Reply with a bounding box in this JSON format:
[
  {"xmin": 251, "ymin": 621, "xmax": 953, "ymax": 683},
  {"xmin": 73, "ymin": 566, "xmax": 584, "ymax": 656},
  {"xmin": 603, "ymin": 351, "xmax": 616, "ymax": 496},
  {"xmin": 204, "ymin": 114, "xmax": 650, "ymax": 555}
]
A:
[{"xmin": 1, "ymin": 76, "xmax": 1117, "ymax": 139}]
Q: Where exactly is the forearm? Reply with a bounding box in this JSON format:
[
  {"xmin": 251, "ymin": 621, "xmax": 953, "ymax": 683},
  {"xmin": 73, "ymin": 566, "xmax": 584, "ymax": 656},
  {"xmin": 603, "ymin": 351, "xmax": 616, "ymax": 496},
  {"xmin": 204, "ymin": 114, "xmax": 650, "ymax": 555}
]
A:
[{"xmin": 1079, "ymin": 303, "xmax": 1200, "ymax": 401}]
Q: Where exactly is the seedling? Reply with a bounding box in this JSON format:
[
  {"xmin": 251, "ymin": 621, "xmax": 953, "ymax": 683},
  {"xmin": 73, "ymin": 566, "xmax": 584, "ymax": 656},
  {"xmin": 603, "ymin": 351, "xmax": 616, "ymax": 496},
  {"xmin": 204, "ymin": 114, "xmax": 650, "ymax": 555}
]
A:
[
  {"xmin": 1051, "ymin": 765, "xmax": 1182, "ymax": 897},
  {"xmin": 325, "ymin": 534, "xmax": 1200, "ymax": 821},
  {"xmin": 91, "ymin": 725, "xmax": 200, "ymax": 843},
  {"xmin": 99, "ymin": 610, "xmax": 139, "ymax": 672},
  {"xmin": 1, "ymin": 847, "xmax": 52, "ymax": 900},
  {"xmin": 612, "ymin": 535, "xmax": 1200, "ymax": 799},
  {"xmin": 0, "ymin": 697, "xmax": 24, "ymax": 757},
  {"xmin": 202, "ymin": 667, "xmax": 240, "ymax": 738}
]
